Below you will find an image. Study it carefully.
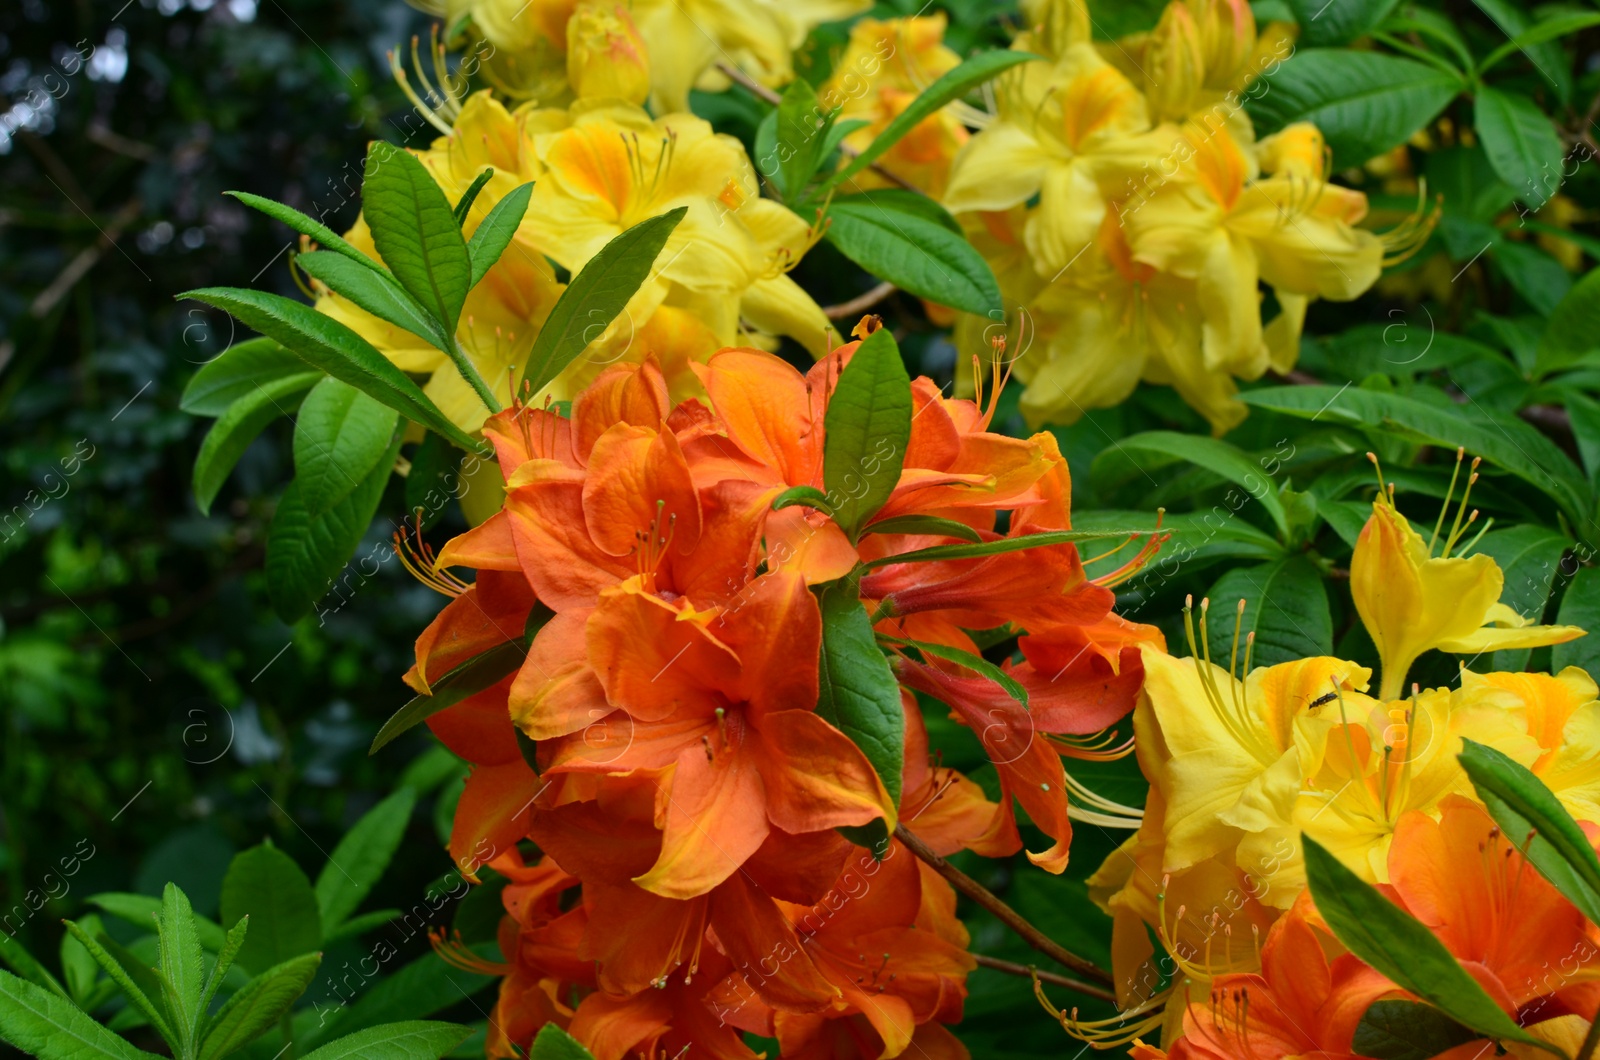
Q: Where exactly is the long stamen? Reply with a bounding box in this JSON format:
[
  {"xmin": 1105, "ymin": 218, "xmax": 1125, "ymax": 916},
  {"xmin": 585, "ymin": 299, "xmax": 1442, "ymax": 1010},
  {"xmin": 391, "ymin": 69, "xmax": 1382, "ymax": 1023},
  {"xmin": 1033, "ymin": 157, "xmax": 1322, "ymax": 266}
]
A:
[{"xmin": 1429, "ymin": 447, "xmax": 1465, "ymax": 552}]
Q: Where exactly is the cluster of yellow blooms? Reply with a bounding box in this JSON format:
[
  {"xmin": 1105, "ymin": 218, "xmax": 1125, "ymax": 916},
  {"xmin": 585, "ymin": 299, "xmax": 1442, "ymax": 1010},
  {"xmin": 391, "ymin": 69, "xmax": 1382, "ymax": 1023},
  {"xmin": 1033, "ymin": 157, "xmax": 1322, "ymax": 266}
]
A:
[{"xmin": 1076, "ymin": 461, "xmax": 1597, "ymax": 1047}]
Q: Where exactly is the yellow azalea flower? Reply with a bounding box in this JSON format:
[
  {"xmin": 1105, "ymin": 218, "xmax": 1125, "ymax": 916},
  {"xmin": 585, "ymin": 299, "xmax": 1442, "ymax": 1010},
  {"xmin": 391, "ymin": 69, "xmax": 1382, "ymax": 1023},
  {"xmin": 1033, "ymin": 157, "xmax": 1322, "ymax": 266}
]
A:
[
  {"xmin": 943, "ymin": 42, "xmax": 1168, "ymax": 276},
  {"xmin": 565, "ymin": 1, "xmax": 650, "ymax": 105},
  {"xmin": 1351, "ymin": 453, "xmax": 1585, "ymax": 700},
  {"xmin": 1109, "ymin": 0, "xmax": 1259, "ymax": 122},
  {"xmin": 1016, "ymin": 0, "xmax": 1090, "ymax": 60},
  {"xmin": 1123, "ymin": 119, "xmax": 1384, "ymax": 380},
  {"xmin": 1290, "ymin": 680, "xmax": 1543, "ymax": 887},
  {"xmin": 818, "ymin": 14, "xmax": 967, "ymax": 198},
  {"xmin": 1463, "ymin": 668, "xmax": 1600, "ymax": 825},
  {"xmin": 524, "ymin": 99, "xmax": 832, "ymax": 357}
]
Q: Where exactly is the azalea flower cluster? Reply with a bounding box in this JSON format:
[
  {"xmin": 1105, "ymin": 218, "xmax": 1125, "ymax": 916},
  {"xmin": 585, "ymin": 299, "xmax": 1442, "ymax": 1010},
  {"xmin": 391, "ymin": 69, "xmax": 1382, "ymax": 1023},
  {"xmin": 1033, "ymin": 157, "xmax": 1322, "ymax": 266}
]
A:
[
  {"xmin": 314, "ymin": 81, "xmax": 833, "ymax": 437},
  {"xmin": 1071, "ymin": 458, "xmax": 1599, "ymax": 1054},
  {"xmin": 928, "ymin": 0, "xmax": 1432, "ymax": 433},
  {"xmin": 405, "ymin": 332, "xmax": 1162, "ymax": 1059}
]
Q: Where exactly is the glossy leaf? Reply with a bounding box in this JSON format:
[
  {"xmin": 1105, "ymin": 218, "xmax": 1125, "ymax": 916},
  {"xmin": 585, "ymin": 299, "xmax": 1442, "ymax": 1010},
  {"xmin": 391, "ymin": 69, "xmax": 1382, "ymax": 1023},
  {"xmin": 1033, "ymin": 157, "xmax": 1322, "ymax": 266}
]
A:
[
  {"xmin": 775, "ymin": 77, "xmax": 830, "ymax": 203},
  {"xmin": 1287, "ymin": 0, "xmax": 1401, "ymax": 45},
  {"xmin": 370, "ymin": 605, "xmax": 553, "ymax": 754},
  {"xmin": 771, "ymin": 484, "xmax": 834, "ymax": 514},
  {"xmin": 192, "ymin": 372, "xmax": 316, "ymax": 516},
  {"xmin": 1351, "ymin": 1000, "xmax": 1477, "ymax": 1060},
  {"xmin": 179, "ymin": 287, "xmax": 482, "ymax": 454},
  {"xmin": 825, "ymin": 194, "xmax": 1000, "ymax": 317},
  {"xmin": 1475, "ymin": 87, "xmax": 1564, "ymax": 209},
  {"xmin": 821, "ymin": 327, "xmax": 911, "ymax": 539},
  {"xmin": 1248, "ymin": 50, "xmax": 1461, "ymax": 167},
  {"xmin": 451, "ymin": 168, "xmax": 494, "ymax": 228},
  {"xmin": 529, "ymin": 1024, "xmax": 595, "ymax": 1060},
  {"xmin": 0, "ymin": 969, "xmax": 152, "ymax": 1060},
  {"xmin": 1303, "ymin": 835, "xmax": 1559, "ymax": 1055},
  {"xmin": 197, "ymin": 953, "xmax": 321, "ymax": 1060},
  {"xmin": 297, "ymin": 1021, "xmax": 471, "ymax": 1060},
  {"xmin": 1538, "ymin": 266, "xmax": 1600, "ymax": 375},
  {"xmin": 294, "ymin": 251, "xmax": 447, "ymax": 351},
  {"xmin": 815, "ymin": 575, "xmax": 904, "ymax": 805},
  {"xmin": 879, "ymin": 633, "xmax": 1026, "ymax": 707},
  {"xmin": 363, "ymin": 141, "xmax": 472, "ymax": 334},
  {"xmin": 180, "ymin": 338, "xmax": 318, "ymax": 416},
  {"xmin": 1101, "ymin": 431, "xmax": 1290, "ymax": 538},
  {"xmin": 860, "ymin": 528, "xmax": 1137, "ymax": 570},
  {"xmin": 226, "ymin": 191, "xmax": 384, "ymax": 275},
  {"xmin": 1470, "ymin": 0, "xmax": 1571, "ymax": 103},
  {"xmin": 314, "ymin": 787, "xmax": 417, "ymax": 932},
  {"xmin": 1207, "ymin": 557, "xmax": 1332, "ymax": 668},
  {"xmin": 1475, "ymin": 525, "xmax": 1570, "ymax": 670},
  {"xmin": 518, "ymin": 207, "xmax": 687, "ymax": 395},
  {"xmin": 1459, "ymin": 739, "xmax": 1600, "ymax": 927},
  {"xmin": 293, "ymin": 377, "xmax": 401, "ymax": 518},
  {"xmin": 465, "ymin": 182, "xmax": 532, "ymax": 288},
  {"xmin": 1554, "ymin": 568, "xmax": 1600, "ymax": 675},
  {"xmin": 309, "ymin": 949, "xmax": 493, "ymax": 1046},
  {"xmin": 862, "ymin": 514, "xmax": 982, "ymax": 543},
  {"xmin": 219, "ymin": 841, "xmax": 323, "ymax": 974}
]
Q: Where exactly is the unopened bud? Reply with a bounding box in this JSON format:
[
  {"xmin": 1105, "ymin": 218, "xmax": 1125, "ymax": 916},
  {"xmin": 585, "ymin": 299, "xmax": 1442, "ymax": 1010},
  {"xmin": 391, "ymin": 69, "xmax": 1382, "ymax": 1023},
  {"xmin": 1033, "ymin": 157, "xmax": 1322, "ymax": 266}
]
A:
[
  {"xmin": 1144, "ymin": 1, "xmax": 1205, "ymax": 122},
  {"xmin": 567, "ymin": 1, "xmax": 651, "ymax": 106}
]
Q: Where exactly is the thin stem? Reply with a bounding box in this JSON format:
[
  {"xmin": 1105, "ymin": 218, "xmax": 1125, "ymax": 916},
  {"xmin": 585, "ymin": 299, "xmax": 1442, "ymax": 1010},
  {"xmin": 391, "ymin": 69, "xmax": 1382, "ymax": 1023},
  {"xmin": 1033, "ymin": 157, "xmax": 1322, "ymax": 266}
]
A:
[
  {"xmin": 823, "ymin": 280, "xmax": 898, "ymax": 321},
  {"xmin": 1576, "ymin": 1012, "xmax": 1600, "ymax": 1060},
  {"xmin": 972, "ymin": 953, "xmax": 1115, "ymax": 1004},
  {"xmin": 894, "ymin": 824, "xmax": 1113, "ymax": 987},
  {"xmin": 450, "ymin": 338, "xmax": 502, "ymax": 414},
  {"xmin": 279, "ymin": 1012, "xmax": 295, "ymax": 1060}
]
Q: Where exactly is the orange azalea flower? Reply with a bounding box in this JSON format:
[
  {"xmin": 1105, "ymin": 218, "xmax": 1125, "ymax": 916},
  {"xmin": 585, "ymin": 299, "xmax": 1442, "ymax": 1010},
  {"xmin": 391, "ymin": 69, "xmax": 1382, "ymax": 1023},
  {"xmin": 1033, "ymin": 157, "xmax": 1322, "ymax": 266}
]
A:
[
  {"xmin": 897, "ymin": 691, "xmax": 999, "ymax": 856},
  {"xmin": 567, "ymin": 949, "xmax": 760, "ymax": 1060}
]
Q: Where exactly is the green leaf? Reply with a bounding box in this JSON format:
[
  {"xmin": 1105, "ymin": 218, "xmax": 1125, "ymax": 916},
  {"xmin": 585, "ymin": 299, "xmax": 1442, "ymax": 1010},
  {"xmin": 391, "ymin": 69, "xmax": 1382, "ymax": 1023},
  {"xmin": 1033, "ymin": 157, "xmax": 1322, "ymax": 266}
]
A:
[
  {"xmin": 1554, "ymin": 567, "xmax": 1600, "ymax": 675},
  {"xmin": 1475, "ymin": 87, "xmax": 1564, "ymax": 210},
  {"xmin": 314, "ymin": 787, "xmax": 418, "ymax": 932},
  {"xmin": 878, "ymin": 633, "xmax": 1026, "ymax": 707},
  {"xmin": 0, "ymin": 968, "xmax": 154, "ymax": 1060},
  {"xmin": 405, "ymin": 432, "xmax": 463, "ymax": 531},
  {"xmin": 1459, "ymin": 739, "xmax": 1600, "ymax": 927},
  {"xmin": 197, "ymin": 953, "xmax": 321, "ymax": 1060},
  {"xmin": 1480, "ymin": 12, "xmax": 1600, "ymax": 73},
  {"xmin": 88, "ymin": 894, "xmax": 227, "ymax": 951},
  {"xmin": 465, "ymin": 182, "xmax": 532, "ymax": 289},
  {"xmin": 219, "ymin": 842, "xmax": 322, "ymax": 975},
  {"xmin": 198, "ymin": 916, "xmax": 249, "ymax": 1018},
  {"xmin": 825, "ymin": 193, "xmax": 1001, "ymax": 317},
  {"xmin": 518, "ymin": 207, "xmax": 687, "ymax": 395},
  {"xmin": 294, "ymin": 251, "xmax": 448, "ymax": 351},
  {"xmin": 157, "ymin": 884, "xmax": 207, "ymax": 1052},
  {"xmin": 192, "ymin": 374, "xmax": 317, "ymax": 516},
  {"xmin": 1101, "ymin": 432, "xmax": 1290, "ymax": 538},
  {"xmin": 1247, "ymin": 50, "xmax": 1461, "ymax": 167},
  {"xmin": 775, "ymin": 77, "xmax": 830, "ymax": 203},
  {"xmin": 1238, "ymin": 385, "xmax": 1590, "ymax": 526},
  {"xmin": 1073, "ymin": 509, "xmax": 1285, "ymax": 568},
  {"xmin": 226, "ymin": 191, "xmax": 387, "ymax": 276},
  {"xmin": 821, "ymin": 328, "xmax": 912, "ymax": 539},
  {"xmin": 837, "ymin": 188, "xmax": 962, "ymax": 234},
  {"xmin": 1351, "ymin": 1000, "xmax": 1478, "ymax": 1060},
  {"xmin": 293, "ymin": 377, "xmax": 402, "ymax": 518},
  {"xmin": 1302, "ymin": 835, "xmax": 1560, "ymax": 1055},
  {"xmin": 265, "ymin": 429, "xmax": 401, "ymax": 624},
  {"xmin": 179, "ymin": 287, "xmax": 482, "ymax": 454},
  {"xmin": 862, "ymin": 514, "xmax": 982, "ymax": 543},
  {"xmin": 181, "ymin": 338, "xmax": 319, "ymax": 416},
  {"xmin": 859, "ymin": 528, "xmax": 1140, "ymax": 570},
  {"xmin": 0, "ymin": 935, "xmax": 69, "ymax": 1001},
  {"xmin": 1206, "ymin": 557, "xmax": 1332, "ymax": 668},
  {"xmin": 815, "ymin": 575, "xmax": 904, "ymax": 806},
  {"xmin": 1470, "ymin": 0, "xmax": 1572, "ymax": 103},
  {"xmin": 363, "ymin": 141, "xmax": 473, "ymax": 335},
  {"xmin": 322, "ymin": 909, "xmax": 402, "ymax": 945},
  {"xmin": 827, "ymin": 50, "xmax": 1039, "ymax": 189},
  {"xmin": 309, "ymin": 951, "xmax": 493, "ymax": 1045},
  {"xmin": 528, "ymin": 1023, "xmax": 596, "ymax": 1060},
  {"xmin": 771, "ymin": 484, "xmax": 835, "ymax": 514},
  {"xmin": 451, "ymin": 169, "xmax": 494, "ymax": 228},
  {"xmin": 1287, "ymin": 0, "xmax": 1401, "ymax": 45},
  {"xmin": 370, "ymin": 605, "xmax": 552, "ymax": 754},
  {"xmin": 1538, "ymin": 266, "xmax": 1600, "ymax": 375},
  {"xmin": 1492, "ymin": 242, "xmax": 1571, "ymax": 316},
  {"xmin": 1474, "ymin": 525, "xmax": 1571, "ymax": 670},
  {"xmin": 59, "ymin": 922, "xmax": 175, "ymax": 1045},
  {"xmin": 298, "ymin": 1021, "xmax": 471, "ymax": 1060}
]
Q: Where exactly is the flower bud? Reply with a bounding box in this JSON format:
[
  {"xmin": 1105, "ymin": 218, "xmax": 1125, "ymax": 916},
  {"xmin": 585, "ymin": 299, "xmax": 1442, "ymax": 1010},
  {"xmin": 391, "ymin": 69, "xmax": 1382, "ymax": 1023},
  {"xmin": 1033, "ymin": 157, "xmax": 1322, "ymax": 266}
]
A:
[
  {"xmin": 1186, "ymin": 0, "xmax": 1256, "ymax": 90},
  {"xmin": 1142, "ymin": 1, "xmax": 1205, "ymax": 122},
  {"xmin": 566, "ymin": 0, "xmax": 651, "ymax": 105}
]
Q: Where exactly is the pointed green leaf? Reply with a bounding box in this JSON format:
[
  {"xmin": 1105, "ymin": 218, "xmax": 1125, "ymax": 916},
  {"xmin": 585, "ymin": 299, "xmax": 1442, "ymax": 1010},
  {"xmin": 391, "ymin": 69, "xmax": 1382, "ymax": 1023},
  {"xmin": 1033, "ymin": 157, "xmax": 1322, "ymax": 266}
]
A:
[
  {"xmin": 452, "ymin": 169, "xmax": 495, "ymax": 228},
  {"xmin": 1303, "ymin": 835, "xmax": 1561, "ymax": 1055},
  {"xmin": 815, "ymin": 574, "xmax": 903, "ymax": 805},
  {"xmin": 158, "ymin": 884, "xmax": 207, "ymax": 1052},
  {"xmin": 198, "ymin": 953, "xmax": 321, "ymax": 1060},
  {"xmin": 178, "ymin": 287, "xmax": 483, "ymax": 455},
  {"xmin": 1351, "ymin": 1000, "xmax": 1478, "ymax": 1060},
  {"xmin": 822, "ymin": 328, "xmax": 911, "ymax": 539},
  {"xmin": 529, "ymin": 1023, "xmax": 596, "ymax": 1060},
  {"xmin": 828, "ymin": 50, "xmax": 1039, "ymax": 189},
  {"xmin": 88, "ymin": 895, "xmax": 227, "ymax": 951},
  {"xmin": 771, "ymin": 485, "xmax": 834, "ymax": 514},
  {"xmin": 776, "ymin": 78, "xmax": 829, "ymax": 202},
  {"xmin": 293, "ymin": 377, "xmax": 402, "ymax": 518},
  {"xmin": 314, "ymin": 787, "xmax": 417, "ymax": 932},
  {"xmin": 294, "ymin": 252, "xmax": 448, "ymax": 352},
  {"xmin": 825, "ymin": 194, "xmax": 1001, "ymax": 317},
  {"xmin": 1098, "ymin": 432, "xmax": 1289, "ymax": 538},
  {"xmin": 519, "ymin": 207, "xmax": 687, "ymax": 395},
  {"xmin": 192, "ymin": 374, "xmax": 318, "ymax": 516},
  {"xmin": 226, "ymin": 191, "xmax": 385, "ymax": 276},
  {"xmin": 1475, "ymin": 87, "xmax": 1563, "ymax": 209},
  {"xmin": 306, "ymin": 949, "xmax": 493, "ymax": 1047},
  {"xmin": 861, "ymin": 514, "xmax": 982, "ymax": 543},
  {"xmin": 363, "ymin": 142, "xmax": 473, "ymax": 334},
  {"xmin": 465, "ymin": 182, "xmax": 533, "ymax": 288},
  {"xmin": 0, "ymin": 936, "xmax": 69, "ymax": 1001},
  {"xmin": 859, "ymin": 528, "xmax": 1137, "ymax": 570},
  {"xmin": 877, "ymin": 633, "xmax": 1026, "ymax": 707},
  {"xmin": 181, "ymin": 338, "xmax": 317, "ymax": 416},
  {"xmin": 59, "ymin": 922, "xmax": 174, "ymax": 1045},
  {"xmin": 219, "ymin": 843, "xmax": 322, "ymax": 975},
  {"xmin": 1459, "ymin": 739, "xmax": 1600, "ymax": 927},
  {"xmin": 370, "ymin": 604, "xmax": 552, "ymax": 754},
  {"xmin": 1206, "ymin": 557, "xmax": 1332, "ymax": 668},
  {"xmin": 299, "ymin": 1020, "xmax": 471, "ymax": 1060},
  {"xmin": 198, "ymin": 916, "xmax": 249, "ymax": 1019},
  {"xmin": 0, "ymin": 969, "xmax": 154, "ymax": 1060}
]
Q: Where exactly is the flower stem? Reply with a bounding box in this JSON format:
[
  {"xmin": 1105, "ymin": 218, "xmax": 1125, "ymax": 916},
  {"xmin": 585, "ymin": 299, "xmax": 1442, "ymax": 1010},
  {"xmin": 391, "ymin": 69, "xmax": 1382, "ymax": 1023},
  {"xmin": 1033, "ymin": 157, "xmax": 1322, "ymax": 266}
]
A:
[
  {"xmin": 972, "ymin": 953, "xmax": 1114, "ymax": 1003},
  {"xmin": 894, "ymin": 824, "xmax": 1114, "ymax": 988},
  {"xmin": 449, "ymin": 339, "xmax": 502, "ymax": 415}
]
